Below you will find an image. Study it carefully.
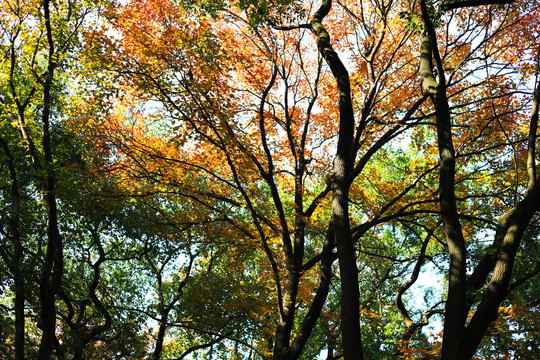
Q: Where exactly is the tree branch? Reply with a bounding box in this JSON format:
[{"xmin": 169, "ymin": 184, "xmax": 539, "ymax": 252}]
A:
[{"xmin": 441, "ymin": 0, "xmax": 515, "ymax": 12}]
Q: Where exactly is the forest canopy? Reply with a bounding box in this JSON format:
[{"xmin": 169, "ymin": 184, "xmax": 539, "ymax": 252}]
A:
[{"xmin": 1, "ymin": 0, "xmax": 539, "ymax": 359}]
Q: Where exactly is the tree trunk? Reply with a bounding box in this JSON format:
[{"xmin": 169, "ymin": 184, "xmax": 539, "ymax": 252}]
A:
[
  {"xmin": 153, "ymin": 312, "xmax": 169, "ymax": 360},
  {"xmin": 285, "ymin": 224, "xmax": 335, "ymax": 360},
  {"xmin": 418, "ymin": 1, "xmax": 468, "ymax": 357},
  {"xmin": 418, "ymin": 1, "xmax": 540, "ymax": 358},
  {"xmin": 37, "ymin": 1, "xmax": 63, "ymax": 358},
  {"xmin": 311, "ymin": 1, "xmax": 363, "ymax": 358}
]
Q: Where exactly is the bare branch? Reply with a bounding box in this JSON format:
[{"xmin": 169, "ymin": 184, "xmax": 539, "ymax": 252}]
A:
[{"xmin": 441, "ymin": 0, "xmax": 515, "ymax": 12}]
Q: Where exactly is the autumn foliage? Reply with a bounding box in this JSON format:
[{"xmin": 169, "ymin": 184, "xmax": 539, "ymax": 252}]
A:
[{"xmin": 1, "ymin": 0, "xmax": 539, "ymax": 359}]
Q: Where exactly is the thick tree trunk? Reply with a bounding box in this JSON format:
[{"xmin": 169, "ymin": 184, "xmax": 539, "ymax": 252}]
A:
[
  {"xmin": 419, "ymin": 1, "xmax": 539, "ymax": 358},
  {"xmin": 418, "ymin": 1, "xmax": 467, "ymax": 358},
  {"xmin": 332, "ymin": 168, "xmax": 362, "ymax": 360},
  {"xmin": 37, "ymin": 1, "xmax": 63, "ymax": 358},
  {"xmin": 311, "ymin": 1, "xmax": 363, "ymax": 358},
  {"xmin": 420, "ymin": 21, "xmax": 467, "ymax": 360},
  {"xmin": 153, "ymin": 311, "xmax": 170, "ymax": 360},
  {"xmin": 273, "ymin": 272, "xmax": 300, "ymax": 358},
  {"xmin": 462, "ymin": 185, "xmax": 540, "ymax": 357},
  {"xmin": 460, "ymin": 78, "xmax": 540, "ymax": 358}
]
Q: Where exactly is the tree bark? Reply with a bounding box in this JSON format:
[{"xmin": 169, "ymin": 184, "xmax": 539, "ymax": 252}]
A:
[
  {"xmin": 311, "ymin": 1, "xmax": 363, "ymax": 358},
  {"xmin": 418, "ymin": 1, "xmax": 467, "ymax": 358},
  {"xmin": 420, "ymin": 1, "xmax": 539, "ymax": 358},
  {"xmin": 285, "ymin": 224, "xmax": 335, "ymax": 360},
  {"xmin": 460, "ymin": 77, "xmax": 540, "ymax": 358},
  {"xmin": 37, "ymin": 1, "xmax": 64, "ymax": 358}
]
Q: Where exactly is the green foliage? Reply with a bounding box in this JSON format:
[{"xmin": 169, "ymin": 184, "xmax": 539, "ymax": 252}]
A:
[{"xmin": 1, "ymin": 0, "xmax": 540, "ymax": 359}]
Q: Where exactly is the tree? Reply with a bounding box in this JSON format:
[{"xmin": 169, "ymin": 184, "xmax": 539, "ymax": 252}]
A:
[
  {"xmin": 0, "ymin": 1, "xmax": 124, "ymax": 358},
  {"xmin": 0, "ymin": 0, "xmax": 82, "ymax": 357},
  {"xmin": 1, "ymin": 0, "xmax": 539, "ymax": 359},
  {"xmin": 76, "ymin": 0, "xmax": 442, "ymax": 358},
  {"xmin": 417, "ymin": 0, "xmax": 540, "ymax": 358}
]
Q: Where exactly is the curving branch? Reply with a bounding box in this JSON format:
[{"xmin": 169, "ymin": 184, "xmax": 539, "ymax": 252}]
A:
[
  {"xmin": 394, "ymin": 227, "xmax": 445, "ymax": 350},
  {"xmin": 395, "ymin": 229, "xmax": 434, "ymax": 331},
  {"xmin": 441, "ymin": 0, "xmax": 515, "ymax": 11},
  {"xmin": 175, "ymin": 336, "xmax": 224, "ymax": 360}
]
